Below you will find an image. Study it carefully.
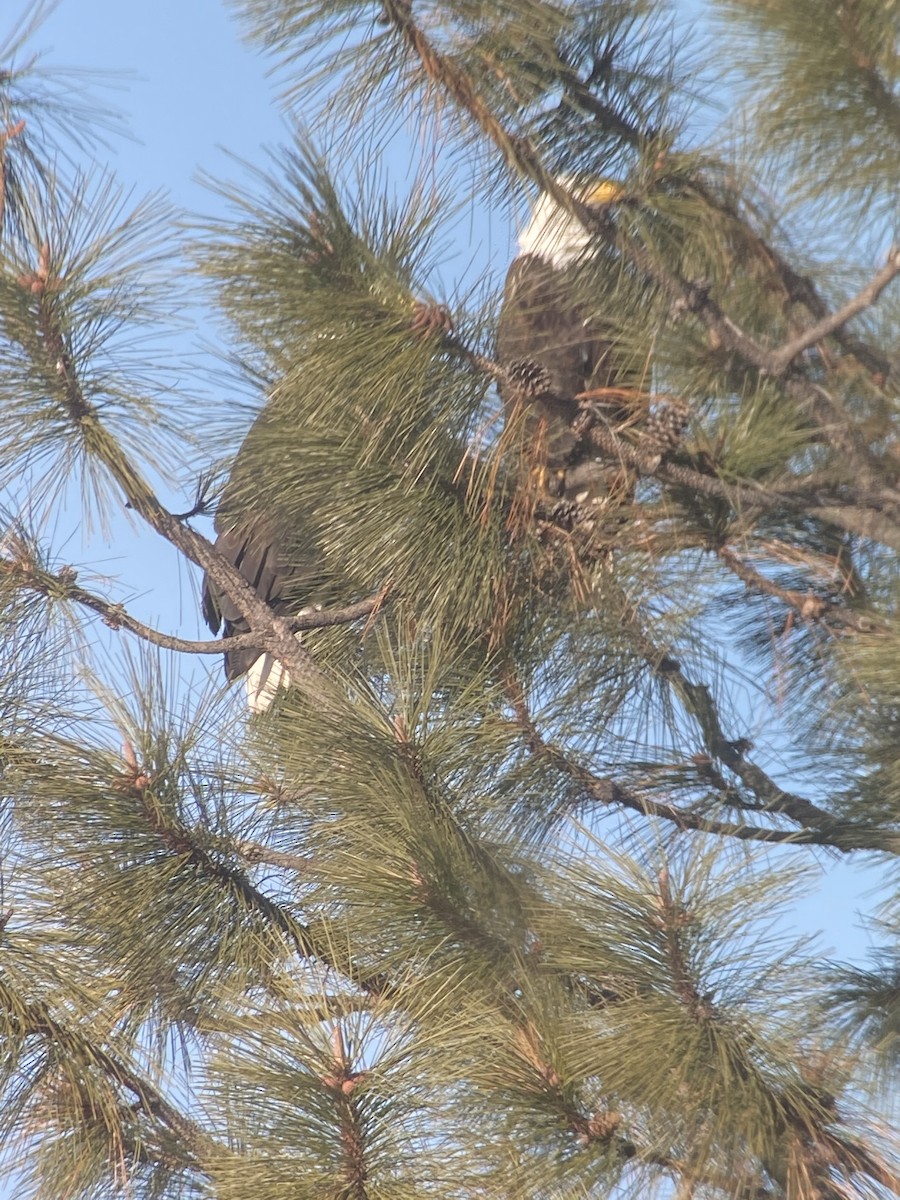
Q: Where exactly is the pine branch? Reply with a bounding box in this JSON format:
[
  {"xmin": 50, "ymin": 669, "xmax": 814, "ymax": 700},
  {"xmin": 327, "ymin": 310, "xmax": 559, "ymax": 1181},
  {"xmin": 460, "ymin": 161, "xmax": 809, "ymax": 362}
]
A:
[
  {"xmin": 654, "ymin": 868, "xmax": 713, "ymax": 1022},
  {"xmin": 511, "ymin": 1018, "xmax": 642, "ymax": 1159},
  {"xmin": 501, "ymin": 671, "xmax": 850, "ymax": 848},
  {"xmin": 126, "ymin": 771, "xmax": 392, "ymax": 997},
  {"xmin": 605, "ymin": 609, "xmax": 900, "ymax": 852},
  {"xmin": 586, "ymin": 422, "xmax": 900, "ymax": 551},
  {"xmin": 0, "ymin": 553, "xmax": 387, "ymax": 656},
  {"xmin": 378, "ymin": 0, "xmax": 583, "ymax": 219},
  {"xmin": 613, "ymin": 232, "xmax": 899, "ymax": 493},
  {"xmin": 17, "ymin": 252, "xmax": 345, "ymax": 700},
  {"xmin": 654, "ymin": 656, "xmax": 816, "ymax": 823},
  {"xmin": 323, "ymin": 1026, "xmax": 370, "ymax": 1200},
  {"xmin": 688, "ymin": 177, "xmax": 895, "ymax": 382},
  {"xmin": 647, "ymin": 876, "xmax": 900, "ymax": 1199},
  {"xmin": 810, "ymin": 502, "xmax": 900, "ymax": 550},
  {"xmin": 555, "ymin": 59, "xmax": 654, "ymax": 148},
  {"xmin": 0, "ymin": 981, "xmax": 217, "ymax": 1172}
]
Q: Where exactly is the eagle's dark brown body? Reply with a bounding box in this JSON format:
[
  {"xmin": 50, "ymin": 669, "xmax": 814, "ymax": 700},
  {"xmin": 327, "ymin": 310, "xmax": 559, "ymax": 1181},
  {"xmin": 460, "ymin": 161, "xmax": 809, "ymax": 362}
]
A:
[
  {"xmin": 496, "ymin": 211, "xmax": 621, "ymax": 501},
  {"xmin": 498, "ymin": 252, "xmax": 616, "ymax": 415}
]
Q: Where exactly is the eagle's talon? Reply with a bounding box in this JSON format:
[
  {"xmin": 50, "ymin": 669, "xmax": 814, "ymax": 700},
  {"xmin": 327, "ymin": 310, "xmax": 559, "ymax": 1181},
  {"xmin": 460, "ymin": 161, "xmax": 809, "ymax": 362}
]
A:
[{"xmin": 548, "ymin": 468, "xmax": 566, "ymax": 498}]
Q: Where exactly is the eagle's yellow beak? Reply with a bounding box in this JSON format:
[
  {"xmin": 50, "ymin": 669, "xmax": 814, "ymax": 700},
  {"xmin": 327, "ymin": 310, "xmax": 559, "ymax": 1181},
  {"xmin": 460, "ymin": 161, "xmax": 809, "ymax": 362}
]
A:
[{"xmin": 584, "ymin": 179, "xmax": 625, "ymax": 205}]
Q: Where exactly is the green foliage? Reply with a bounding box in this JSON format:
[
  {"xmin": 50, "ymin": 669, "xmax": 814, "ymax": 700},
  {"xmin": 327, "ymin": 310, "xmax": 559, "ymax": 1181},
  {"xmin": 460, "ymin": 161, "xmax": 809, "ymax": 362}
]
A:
[
  {"xmin": 709, "ymin": 0, "xmax": 900, "ymax": 228},
  {"xmin": 232, "ymin": 0, "xmax": 680, "ymax": 188},
  {"xmin": 0, "ymin": 169, "xmax": 191, "ymax": 528},
  {"xmin": 0, "ymin": 0, "xmax": 898, "ymax": 1197},
  {"xmin": 830, "ymin": 933, "xmax": 900, "ymax": 1087}
]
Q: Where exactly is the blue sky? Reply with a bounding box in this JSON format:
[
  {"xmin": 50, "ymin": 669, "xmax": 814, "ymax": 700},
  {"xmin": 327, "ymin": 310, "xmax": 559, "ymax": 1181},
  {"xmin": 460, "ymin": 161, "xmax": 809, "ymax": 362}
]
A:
[{"xmin": 34, "ymin": 0, "xmax": 284, "ymax": 212}]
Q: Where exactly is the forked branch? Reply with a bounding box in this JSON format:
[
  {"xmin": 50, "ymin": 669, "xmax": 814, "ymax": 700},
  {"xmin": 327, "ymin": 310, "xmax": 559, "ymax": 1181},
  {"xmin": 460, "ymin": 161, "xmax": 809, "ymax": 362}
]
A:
[
  {"xmin": 16, "ymin": 256, "xmax": 349, "ymax": 701},
  {"xmin": 767, "ymin": 248, "xmax": 900, "ymax": 377},
  {"xmin": 500, "ymin": 670, "xmax": 869, "ymax": 849}
]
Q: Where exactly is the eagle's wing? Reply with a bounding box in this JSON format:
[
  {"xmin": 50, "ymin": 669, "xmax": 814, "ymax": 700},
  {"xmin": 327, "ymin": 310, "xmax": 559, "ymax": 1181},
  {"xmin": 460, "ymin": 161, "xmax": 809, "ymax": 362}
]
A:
[
  {"xmin": 202, "ymin": 513, "xmax": 298, "ymax": 680},
  {"xmin": 201, "ymin": 411, "xmax": 319, "ymax": 683}
]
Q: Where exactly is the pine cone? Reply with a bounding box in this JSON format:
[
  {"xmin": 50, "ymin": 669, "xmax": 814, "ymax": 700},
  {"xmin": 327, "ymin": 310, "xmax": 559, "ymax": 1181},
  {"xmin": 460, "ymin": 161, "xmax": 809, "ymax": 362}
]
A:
[
  {"xmin": 506, "ymin": 358, "xmax": 554, "ymax": 398},
  {"xmin": 645, "ymin": 400, "xmax": 690, "ymax": 456}
]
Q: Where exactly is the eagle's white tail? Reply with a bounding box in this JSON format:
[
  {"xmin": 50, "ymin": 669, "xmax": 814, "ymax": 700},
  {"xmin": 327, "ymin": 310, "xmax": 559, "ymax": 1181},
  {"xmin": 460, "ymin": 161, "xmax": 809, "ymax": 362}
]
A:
[
  {"xmin": 244, "ymin": 611, "xmax": 319, "ymax": 713},
  {"xmin": 245, "ymin": 650, "xmax": 291, "ymax": 713}
]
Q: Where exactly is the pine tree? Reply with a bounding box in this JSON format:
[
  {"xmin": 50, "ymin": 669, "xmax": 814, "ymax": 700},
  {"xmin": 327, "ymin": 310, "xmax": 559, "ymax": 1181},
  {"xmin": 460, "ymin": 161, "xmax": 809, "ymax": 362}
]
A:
[{"xmin": 0, "ymin": 1, "xmax": 898, "ymax": 1197}]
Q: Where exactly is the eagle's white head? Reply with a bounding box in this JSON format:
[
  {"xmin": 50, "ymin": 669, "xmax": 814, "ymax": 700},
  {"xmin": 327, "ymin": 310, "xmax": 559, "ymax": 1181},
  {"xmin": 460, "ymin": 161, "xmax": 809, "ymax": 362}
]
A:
[{"xmin": 517, "ymin": 180, "xmax": 622, "ymax": 270}]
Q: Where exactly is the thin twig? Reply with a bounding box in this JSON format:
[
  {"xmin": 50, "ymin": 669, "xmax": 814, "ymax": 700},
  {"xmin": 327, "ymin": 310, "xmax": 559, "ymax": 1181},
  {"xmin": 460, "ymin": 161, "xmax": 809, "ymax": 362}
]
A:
[
  {"xmin": 767, "ymin": 249, "xmax": 900, "ymax": 376},
  {"xmin": 0, "ymin": 117, "xmax": 26, "ymax": 234},
  {"xmin": 443, "ymin": 330, "xmax": 505, "ymax": 381},
  {"xmin": 236, "ymin": 840, "xmax": 311, "ymax": 871}
]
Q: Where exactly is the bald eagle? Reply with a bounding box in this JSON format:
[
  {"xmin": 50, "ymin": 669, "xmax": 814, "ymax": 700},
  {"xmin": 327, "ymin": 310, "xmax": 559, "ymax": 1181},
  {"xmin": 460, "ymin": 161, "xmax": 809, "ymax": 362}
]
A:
[
  {"xmin": 202, "ymin": 184, "xmax": 626, "ymax": 710},
  {"xmin": 497, "ymin": 183, "xmax": 624, "ymax": 504}
]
